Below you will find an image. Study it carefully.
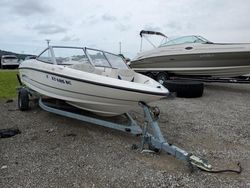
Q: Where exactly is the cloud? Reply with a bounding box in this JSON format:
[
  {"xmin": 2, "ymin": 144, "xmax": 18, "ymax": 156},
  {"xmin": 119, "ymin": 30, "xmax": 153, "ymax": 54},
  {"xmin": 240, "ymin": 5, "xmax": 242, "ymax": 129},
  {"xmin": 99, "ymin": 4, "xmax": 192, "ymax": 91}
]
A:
[
  {"xmin": 33, "ymin": 24, "xmax": 67, "ymax": 34},
  {"xmin": 101, "ymin": 14, "xmax": 116, "ymax": 21},
  {"xmin": 82, "ymin": 15, "xmax": 100, "ymax": 25},
  {"xmin": 83, "ymin": 14, "xmax": 116, "ymax": 25},
  {"xmin": 164, "ymin": 22, "xmax": 182, "ymax": 32},
  {"xmin": 0, "ymin": 0, "xmax": 8, "ymax": 6},
  {"xmin": 61, "ymin": 35, "xmax": 80, "ymax": 42},
  {"xmin": 1, "ymin": 0, "xmax": 250, "ymax": 57},
  {"xmin": 9, "ymin": 0, "xmax": 52, "ymax": 16},
  {"xmin": 143, "ymin": 25, "xmax": 162, "ymax": 32},
  {"xmin": 115, "ymin": 23, "xmax": 131, "ymax": 32}
]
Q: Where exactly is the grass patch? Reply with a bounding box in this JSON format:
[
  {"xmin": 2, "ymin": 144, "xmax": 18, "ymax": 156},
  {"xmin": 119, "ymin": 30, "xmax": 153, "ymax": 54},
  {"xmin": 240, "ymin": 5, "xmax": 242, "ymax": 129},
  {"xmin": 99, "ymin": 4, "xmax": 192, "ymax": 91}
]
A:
[{"xmin": 0, "ymin": 70, "xmax": 19, "ymax": 99}]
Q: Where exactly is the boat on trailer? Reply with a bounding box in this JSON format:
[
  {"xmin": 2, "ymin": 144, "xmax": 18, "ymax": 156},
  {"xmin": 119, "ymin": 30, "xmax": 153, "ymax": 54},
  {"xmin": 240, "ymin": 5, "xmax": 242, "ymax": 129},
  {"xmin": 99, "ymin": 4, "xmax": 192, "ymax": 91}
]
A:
[
  {"xmin": 18, "ymin": 46, "xmax": 169, "ymax": 116},
  {"xmin": 17, "ymin": 45, "xmax": 242, "ymax": 173},
  {"xmin": 130, "ymin": 30, "xmax": 250, "ymax": 81},
  {"xmin": 17, "ymin": 45, "xmax": 243, "ymax": 173}
]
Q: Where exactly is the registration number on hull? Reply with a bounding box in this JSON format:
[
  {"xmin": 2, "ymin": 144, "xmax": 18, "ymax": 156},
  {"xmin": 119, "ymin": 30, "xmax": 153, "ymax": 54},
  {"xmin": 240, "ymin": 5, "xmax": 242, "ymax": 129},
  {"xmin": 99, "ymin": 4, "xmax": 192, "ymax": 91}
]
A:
[{"xmin": 46, "ymin": 75, "xmax": 72, "ymax": 85}]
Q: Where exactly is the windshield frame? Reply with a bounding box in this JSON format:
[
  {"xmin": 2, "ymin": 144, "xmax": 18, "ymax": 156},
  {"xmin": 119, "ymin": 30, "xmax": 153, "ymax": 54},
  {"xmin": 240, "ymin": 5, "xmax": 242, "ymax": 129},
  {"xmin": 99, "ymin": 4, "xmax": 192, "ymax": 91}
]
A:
[
  {"xmin": 36, "ymin": 46, "xmax": 128, "ymax": 69},
  {"xmin": 160, "ymin": 35, "xmax": 211, "ymax": 47},
  {"xmin": 103, "ymin": 51, "xmax": 129, "ymax": 69},
  {"xmin": 85, "ymin": 47, "xmax": 112, "ymax": 68},
  {"xmin": 85, "ymin": 47, "xmax": 128, "ymax": 69}
]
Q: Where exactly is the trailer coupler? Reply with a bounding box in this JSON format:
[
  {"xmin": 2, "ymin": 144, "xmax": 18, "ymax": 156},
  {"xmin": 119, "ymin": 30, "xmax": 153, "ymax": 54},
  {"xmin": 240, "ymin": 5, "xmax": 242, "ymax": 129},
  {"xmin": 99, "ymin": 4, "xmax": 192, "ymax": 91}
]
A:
[{"xmin": 188, "ymin": 155, "xmax": 212, "ymax": 171}]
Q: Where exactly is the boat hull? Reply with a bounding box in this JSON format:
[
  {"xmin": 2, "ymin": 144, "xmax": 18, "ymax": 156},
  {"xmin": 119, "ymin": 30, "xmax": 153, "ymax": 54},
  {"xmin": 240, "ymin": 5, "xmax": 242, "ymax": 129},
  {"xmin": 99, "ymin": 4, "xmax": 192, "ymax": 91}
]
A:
[
  {"xmin": 19, "ymin": 63, "xmax": 168, "ymax": 116},
  {"xmin": 131, "ymin": 44, "xmax": 250, "ymax": 77}
]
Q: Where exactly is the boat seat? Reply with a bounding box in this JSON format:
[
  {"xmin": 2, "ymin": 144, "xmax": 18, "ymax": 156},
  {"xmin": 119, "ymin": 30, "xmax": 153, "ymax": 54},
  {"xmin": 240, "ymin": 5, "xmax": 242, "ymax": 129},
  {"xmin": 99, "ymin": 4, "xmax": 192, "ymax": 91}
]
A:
[
  {"xmin": 69, "ymin": 63, "xmax": 102, "ymax": 75},
  {"xmin": 110, "ymin": 69, "xmax": 135, "ymax": 82}
]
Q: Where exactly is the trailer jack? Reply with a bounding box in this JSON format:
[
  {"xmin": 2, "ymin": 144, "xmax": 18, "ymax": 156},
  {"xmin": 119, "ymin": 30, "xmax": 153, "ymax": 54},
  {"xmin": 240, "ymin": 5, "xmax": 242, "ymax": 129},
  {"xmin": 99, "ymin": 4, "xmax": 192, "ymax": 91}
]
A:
[{"xmin": 139, "ymin": 102, "xmax": 212, "ymax": 172}]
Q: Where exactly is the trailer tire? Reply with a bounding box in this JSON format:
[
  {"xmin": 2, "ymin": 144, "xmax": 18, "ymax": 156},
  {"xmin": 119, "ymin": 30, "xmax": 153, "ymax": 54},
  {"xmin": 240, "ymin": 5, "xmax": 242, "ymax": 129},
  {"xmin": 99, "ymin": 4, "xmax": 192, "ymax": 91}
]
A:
[
  {"xmin": 164, "ymin": 80, "xmax": 204, "ymax": 98},
  {"xmin": 156, "ymin": 72, "xmax": 169, "ymax": 84},
  {"xmin": 18, "ymin": 88, "xmax": 29, "ymax": 111}
]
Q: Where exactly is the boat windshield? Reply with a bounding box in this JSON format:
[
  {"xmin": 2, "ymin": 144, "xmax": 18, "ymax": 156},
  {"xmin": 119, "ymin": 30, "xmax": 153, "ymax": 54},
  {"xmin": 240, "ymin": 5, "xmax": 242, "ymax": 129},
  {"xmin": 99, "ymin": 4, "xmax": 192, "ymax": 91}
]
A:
[
  {"xmin": 53, "ymin": 47, "xmax": 90, "ymax": 65},
  {"xmin": 104, "ymin": 52, "xmax": 128, "ymax": 69},
  {"xmin": 38, "ymin": 47, "xmax": 128, "ymax": 69},
  {"xmin": 160, "ymin": 36, "xmax": 211, "ymax": 46},
  {"xmin": 86, "ymin": 48, "xmax": 128, "ymax": 69}
]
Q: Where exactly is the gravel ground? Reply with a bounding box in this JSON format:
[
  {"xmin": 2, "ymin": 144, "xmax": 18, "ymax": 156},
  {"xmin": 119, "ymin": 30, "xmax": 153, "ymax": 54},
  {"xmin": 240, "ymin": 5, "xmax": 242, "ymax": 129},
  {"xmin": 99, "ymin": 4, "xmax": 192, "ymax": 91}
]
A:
[{"xmin": 0, "ymin": 83, "xmax": 249, "ymax": 188}]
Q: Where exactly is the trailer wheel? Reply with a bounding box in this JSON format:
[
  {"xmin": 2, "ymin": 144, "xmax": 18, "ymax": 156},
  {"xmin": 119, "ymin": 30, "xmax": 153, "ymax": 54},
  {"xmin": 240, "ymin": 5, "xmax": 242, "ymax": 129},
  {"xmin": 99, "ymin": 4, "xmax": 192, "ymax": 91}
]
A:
[
  {"xmin": 18, "ymin": 88, "xmax": 30, "ymax": 111},
  {"xmin": 164, "ymin": 80, "xmax": 204, "ymax": 98},
  {"xmin": 156, "ymin": 72, "xmax": 169, "ymax": 84}
]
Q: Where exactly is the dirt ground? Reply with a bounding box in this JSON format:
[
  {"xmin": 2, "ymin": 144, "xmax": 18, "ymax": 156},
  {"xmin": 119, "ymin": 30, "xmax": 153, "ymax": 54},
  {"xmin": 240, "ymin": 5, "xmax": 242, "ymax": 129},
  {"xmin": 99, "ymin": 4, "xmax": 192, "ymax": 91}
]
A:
[{"xmin": 0, "ymin": 83, "xmax": 250, "ymax": 188}]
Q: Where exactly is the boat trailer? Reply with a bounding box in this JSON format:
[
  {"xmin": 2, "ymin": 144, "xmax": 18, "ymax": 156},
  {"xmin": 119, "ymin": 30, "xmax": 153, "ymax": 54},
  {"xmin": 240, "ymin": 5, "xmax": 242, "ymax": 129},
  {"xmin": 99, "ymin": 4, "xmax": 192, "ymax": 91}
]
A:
[{"xmin": 17, "ymin": 85, "xmax": 242, "ymax": 173}]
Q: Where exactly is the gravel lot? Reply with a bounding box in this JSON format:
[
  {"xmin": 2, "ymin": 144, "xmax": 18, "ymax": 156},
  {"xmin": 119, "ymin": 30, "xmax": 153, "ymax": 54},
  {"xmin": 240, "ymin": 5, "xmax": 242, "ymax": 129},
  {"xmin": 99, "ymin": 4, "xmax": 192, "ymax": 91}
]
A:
[{"xmin": 0, "ymin": 83, "xmax": 249, "ymax": 188}]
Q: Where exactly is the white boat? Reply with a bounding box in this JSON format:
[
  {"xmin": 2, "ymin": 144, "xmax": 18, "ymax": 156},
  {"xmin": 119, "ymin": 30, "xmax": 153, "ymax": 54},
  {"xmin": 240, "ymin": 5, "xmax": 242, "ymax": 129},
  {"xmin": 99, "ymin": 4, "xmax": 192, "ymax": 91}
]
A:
[
  {"xmin": 19, "ymin": 46, "xmax": 169, "ymax": 116},
  {"xmin": 131, "ymin": 30, "xmax": 250, "ymax": 79}
]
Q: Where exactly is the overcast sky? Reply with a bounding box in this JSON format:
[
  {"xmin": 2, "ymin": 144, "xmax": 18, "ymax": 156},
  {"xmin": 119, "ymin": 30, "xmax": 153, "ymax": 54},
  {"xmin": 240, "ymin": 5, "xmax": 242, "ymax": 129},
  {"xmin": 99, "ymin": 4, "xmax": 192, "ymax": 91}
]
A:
[{"xmin": 0, "ymin": 0, "xmax": 250, "ymax": 57}]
